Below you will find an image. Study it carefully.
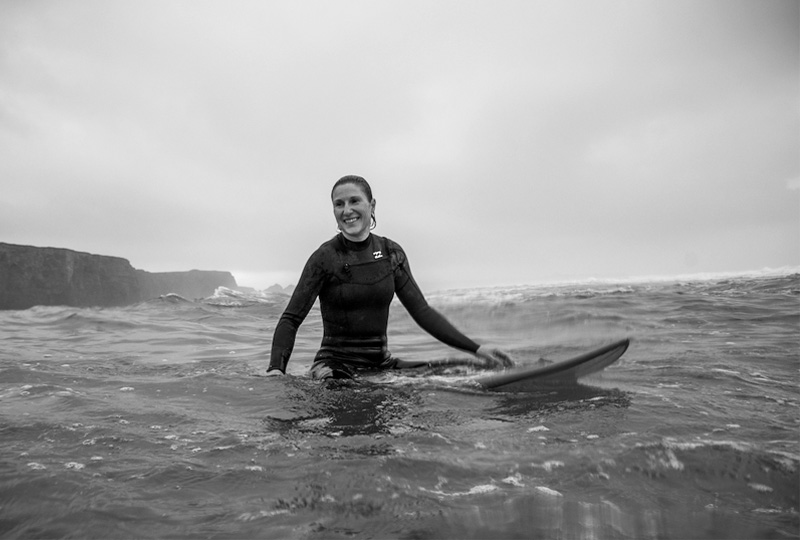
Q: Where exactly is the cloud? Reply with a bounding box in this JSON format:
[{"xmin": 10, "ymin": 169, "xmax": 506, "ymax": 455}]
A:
[{"xmin": 1, "ymin": 0, "xmax": 797, "ymax": 290}]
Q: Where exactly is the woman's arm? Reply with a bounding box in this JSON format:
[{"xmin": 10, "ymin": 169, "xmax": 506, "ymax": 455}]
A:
[
  {"xmin": 389, "ymin": 240, "xmax": 512, "ymax": 369},
  {"xmin": 390, "ymin": 241, "xmax": 511, "ymax": 368},
  {"xmin": 267, "ymin": 250, "xmax": 327, "ymax": 374},
  {"xmin": 393, "ymin": 259, "xmax": 479, "ymax": 352}
]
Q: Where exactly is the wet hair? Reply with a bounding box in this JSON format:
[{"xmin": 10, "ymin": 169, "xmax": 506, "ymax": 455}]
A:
[
  {"xmin": 331, "ymin": 175, "xmax": 377, "ymax": 230},
  {"xmin": 331, "ymin": 175, "xmax": 373, "ymax": 201}
]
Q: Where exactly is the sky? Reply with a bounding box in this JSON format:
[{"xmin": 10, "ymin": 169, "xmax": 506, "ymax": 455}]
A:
[{"xmin": 1, "ymin": 0, "xmax": 798, "ymax": 292}]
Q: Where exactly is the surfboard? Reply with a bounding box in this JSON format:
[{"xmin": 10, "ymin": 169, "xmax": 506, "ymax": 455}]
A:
[{"xmin": 474, "ymin": 338, "xmax": 630, "ymax": 390}]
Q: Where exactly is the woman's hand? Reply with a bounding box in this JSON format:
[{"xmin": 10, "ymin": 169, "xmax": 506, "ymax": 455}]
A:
[{"xmin": 475, "ymin": 346, "xmax": 514, "ymax": 369}]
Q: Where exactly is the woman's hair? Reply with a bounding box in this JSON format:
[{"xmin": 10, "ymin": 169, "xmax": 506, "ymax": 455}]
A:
[
  {"xmin": 331, "ymin": 175, "xmax": 376, "ymax": 230},
  {"xmin": 331, "ymin": 175, "xmax": 373, "ymax": 201}
]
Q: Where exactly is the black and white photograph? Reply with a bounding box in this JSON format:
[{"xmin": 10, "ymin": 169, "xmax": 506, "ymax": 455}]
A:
[{"xmin": 1, "ymin": 1, "xmax": 797, "ymax": 538}]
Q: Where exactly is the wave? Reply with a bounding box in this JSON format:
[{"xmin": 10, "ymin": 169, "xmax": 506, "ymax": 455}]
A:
[
  {"xmin": 585, "ymin": 266, "xmax": 800, "ymax": 286},
  {"xmin": 201, "ymin": 286, "xmax": 290, "ymax": 307},
  {"xmin": 423, "ymin": 269, "xmax": 800, "ymax": 306}
]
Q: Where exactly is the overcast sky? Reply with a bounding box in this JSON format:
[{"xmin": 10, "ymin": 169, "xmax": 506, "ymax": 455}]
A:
[{"xmin": 1, "ymin": 0, "xmax": 797, "ymax": 291}]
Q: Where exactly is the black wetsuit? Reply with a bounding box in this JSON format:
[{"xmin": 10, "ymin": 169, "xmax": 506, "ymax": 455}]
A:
[{"xmin": 268, "ymin": 233, "xmax": 479, "ymax": 377}]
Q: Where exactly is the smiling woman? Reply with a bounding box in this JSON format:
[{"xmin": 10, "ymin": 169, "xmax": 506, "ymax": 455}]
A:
[{"xmin": 267, "ymin": 175, "xmax": 512, "ymax": 380}]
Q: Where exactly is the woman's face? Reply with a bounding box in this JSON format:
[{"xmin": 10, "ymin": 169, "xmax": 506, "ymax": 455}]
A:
[{"xmin": 332, "ymin": 183, "xmax": 375, "ymax": 242}]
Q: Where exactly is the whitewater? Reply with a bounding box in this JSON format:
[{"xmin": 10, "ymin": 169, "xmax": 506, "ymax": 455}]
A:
[{"xmin": 1, "ymin": 271, "xmax": 797, "ymax": 539}]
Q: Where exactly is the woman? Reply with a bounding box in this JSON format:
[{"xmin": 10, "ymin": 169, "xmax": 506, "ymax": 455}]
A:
[{"xmin": 267, "ymin": 175, "xmax": 512, "ymax": 379}]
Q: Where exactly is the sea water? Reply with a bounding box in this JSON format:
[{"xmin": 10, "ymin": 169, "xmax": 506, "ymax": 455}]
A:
[{"xmin": 0, "ymin": 271, "xmax": 797, "ymax": 539}]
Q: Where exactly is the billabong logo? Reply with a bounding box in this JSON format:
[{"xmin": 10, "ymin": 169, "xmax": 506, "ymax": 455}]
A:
[{"xmin": 373, "ymin": 250, "xmax": 383, "ymax": 259}]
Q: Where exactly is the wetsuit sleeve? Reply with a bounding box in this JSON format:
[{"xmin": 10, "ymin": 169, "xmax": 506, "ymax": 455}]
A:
[
  {"xmin": 390, "ymin": 242, "xmax": 480, "ymax": 353},
  {"xmin": 268, "ymin": 250, "xmax": 327, "ymax": 373}
]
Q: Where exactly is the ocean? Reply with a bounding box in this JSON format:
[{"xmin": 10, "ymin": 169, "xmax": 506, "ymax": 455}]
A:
[{"xmin": 1, "ymin": 271, "xmax": 798, "ymax": 539}]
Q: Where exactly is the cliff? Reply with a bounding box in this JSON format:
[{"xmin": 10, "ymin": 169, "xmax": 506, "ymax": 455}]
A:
[
  {"xmin": 136, "ymin": 269, "xmax": 238, "ymax": 301},
  {"xmin": 0, "ymin": 243, "xmax": 238, "ymax": 310}
]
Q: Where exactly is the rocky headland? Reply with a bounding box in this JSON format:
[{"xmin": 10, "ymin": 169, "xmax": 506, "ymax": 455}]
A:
[{"xmin": 0, "ymin": 243, "xmax": 239, "ymax": 310}]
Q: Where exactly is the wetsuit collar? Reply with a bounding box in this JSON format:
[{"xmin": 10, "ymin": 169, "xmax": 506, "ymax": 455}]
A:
[{"xmin": 338, "ymin": 233, "xmax": 373, "ymax": 252}]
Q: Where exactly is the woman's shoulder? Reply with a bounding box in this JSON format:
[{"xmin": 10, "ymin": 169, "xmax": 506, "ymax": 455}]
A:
[
  {"xmin": 317, "ymin": 235, "xmax": 341, "ymax": 251},
  {"xmin": 373, "ymin": 234, "xmax": 407, "ymax": 266},
  {"xmin": 370, "ymin": 234, "xmax": 402, "ymax": 252},
  {"xmin": 303, "ymin": 236, "xmax": 341, "ymax": 264}
]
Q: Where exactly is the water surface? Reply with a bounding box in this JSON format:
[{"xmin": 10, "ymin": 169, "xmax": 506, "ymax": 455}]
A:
[{"xmin": 1, "ymin": 273, "xmax": 798, "ymax": 538}]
